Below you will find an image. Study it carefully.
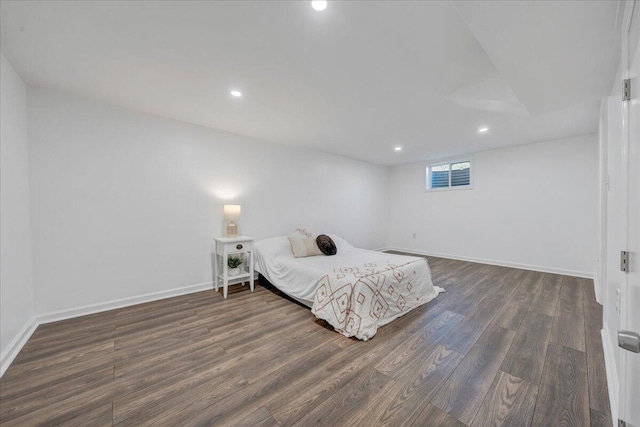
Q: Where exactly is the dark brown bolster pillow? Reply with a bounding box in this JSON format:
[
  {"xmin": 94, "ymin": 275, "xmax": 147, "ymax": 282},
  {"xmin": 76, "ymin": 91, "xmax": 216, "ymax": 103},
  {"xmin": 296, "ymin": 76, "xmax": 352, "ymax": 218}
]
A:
[{"xmin": 316, "ymin": 234, "xmax": 337, "ymax": 256}]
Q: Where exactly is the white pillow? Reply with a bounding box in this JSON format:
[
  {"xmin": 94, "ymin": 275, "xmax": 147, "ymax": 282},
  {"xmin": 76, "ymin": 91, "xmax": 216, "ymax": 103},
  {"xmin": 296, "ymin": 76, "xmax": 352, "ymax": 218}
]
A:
[
  {"xmin": 254, "ymin": 233, "xmax": 352, "ymax": 262},
  {"xmin": 326, "ymin": 234, "xmax": 352, "ymax": 250},
  {"xmin": 255, "ymin": 237, "xmax": 291, "ymax": 260},
  {"xmin": 288, "ymin": 235, "xmax": 323, "ymax": 258}
]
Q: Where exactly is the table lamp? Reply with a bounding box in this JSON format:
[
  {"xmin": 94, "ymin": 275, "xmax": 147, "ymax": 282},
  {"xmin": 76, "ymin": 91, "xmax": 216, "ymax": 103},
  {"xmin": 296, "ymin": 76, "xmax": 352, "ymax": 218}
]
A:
[{"xmin": 223, "ymin": 204, "xmax": 241, "ymax": 237}]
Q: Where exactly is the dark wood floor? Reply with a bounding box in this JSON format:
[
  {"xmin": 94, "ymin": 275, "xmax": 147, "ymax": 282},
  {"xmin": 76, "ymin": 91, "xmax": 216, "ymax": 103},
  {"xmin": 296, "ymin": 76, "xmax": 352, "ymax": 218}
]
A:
[{"xmin": 0, "ymin": 255, "xmax": 610, "ymax": 426}]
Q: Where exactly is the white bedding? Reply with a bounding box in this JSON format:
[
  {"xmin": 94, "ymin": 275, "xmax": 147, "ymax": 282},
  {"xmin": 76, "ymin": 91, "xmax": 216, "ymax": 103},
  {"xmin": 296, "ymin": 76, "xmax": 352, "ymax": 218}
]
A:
[
  {"xmin": 312, "ymin": 257, "xmax": 442, "ymax": 340},
  {"xmin": 254, "ymin": 235, "xmax": 441, "ymax": 311}
]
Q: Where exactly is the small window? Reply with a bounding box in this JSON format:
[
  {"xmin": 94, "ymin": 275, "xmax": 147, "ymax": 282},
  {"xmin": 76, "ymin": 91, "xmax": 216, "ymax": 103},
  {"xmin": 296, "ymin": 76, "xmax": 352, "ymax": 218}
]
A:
[{"xmin": 426, "ymin": 159, "xmax": 471, "ymax": 190}]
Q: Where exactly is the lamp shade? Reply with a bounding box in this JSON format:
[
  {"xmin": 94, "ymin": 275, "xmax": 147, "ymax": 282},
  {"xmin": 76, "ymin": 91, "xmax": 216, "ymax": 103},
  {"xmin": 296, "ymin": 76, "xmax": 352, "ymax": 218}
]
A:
[{"xmin": 223, "ymin": 205, "xmax": 241, "ymax": 221}]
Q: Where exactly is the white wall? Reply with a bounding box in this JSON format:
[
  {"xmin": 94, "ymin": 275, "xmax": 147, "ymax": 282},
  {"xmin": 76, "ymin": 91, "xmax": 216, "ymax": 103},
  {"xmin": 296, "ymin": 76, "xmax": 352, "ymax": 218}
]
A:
[
  {"xmin": 27, "ymin": 88, "xmax": 389, "ymax": 314},
  {"xmin": 388, "ymin": 134, "xmax": 599, "ymax": 276},
  {"xmin": 1, "ymin": 55, "xmax": 36, "ymax": 358}
]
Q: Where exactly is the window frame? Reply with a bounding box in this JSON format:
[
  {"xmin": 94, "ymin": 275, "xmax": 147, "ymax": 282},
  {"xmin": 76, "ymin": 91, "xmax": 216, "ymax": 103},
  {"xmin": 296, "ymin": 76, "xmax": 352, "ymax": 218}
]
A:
[{"xmin": 425, "ymin": 157, "xmax": 473, "ymax": 192}]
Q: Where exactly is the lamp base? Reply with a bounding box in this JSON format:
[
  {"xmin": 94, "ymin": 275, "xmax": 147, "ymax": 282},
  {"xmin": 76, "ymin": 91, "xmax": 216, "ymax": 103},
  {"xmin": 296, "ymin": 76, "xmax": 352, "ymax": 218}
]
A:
[{"xmin": 226, "ymin": 221, "xmax": 238, "ymax": 237}]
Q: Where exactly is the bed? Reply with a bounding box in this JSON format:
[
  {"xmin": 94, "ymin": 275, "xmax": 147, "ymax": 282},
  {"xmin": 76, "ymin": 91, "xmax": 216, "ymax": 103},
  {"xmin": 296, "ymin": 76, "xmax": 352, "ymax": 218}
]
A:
[{"xmin": 254, "ymin": 234, "xmax": 444, "ymax": 340}]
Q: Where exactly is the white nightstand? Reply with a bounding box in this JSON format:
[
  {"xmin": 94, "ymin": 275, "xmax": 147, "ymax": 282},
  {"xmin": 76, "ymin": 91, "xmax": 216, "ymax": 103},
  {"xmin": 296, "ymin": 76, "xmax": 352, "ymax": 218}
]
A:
[{"xmin": 213, "ymin": 236, "xmax": 255, "ymax": 298}]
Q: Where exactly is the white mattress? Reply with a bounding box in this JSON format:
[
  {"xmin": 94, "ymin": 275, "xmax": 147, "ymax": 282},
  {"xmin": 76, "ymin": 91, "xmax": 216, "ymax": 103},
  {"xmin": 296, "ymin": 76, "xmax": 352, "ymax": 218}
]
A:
[{"xmin": 254, "ymin": 235, "xmax": 427, "ymax": 307}]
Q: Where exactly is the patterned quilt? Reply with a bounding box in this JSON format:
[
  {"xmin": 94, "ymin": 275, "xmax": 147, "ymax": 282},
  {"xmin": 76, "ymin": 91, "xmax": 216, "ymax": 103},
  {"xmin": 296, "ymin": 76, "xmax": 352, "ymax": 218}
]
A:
[{"xmin": 311, "ymin": 258, "xmax": 444, "ymax": 340}]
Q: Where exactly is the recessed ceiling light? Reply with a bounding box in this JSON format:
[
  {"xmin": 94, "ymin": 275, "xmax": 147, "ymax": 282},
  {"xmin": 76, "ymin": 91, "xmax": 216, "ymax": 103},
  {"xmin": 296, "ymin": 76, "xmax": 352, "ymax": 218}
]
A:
[
  {"xmin": 311, "ymin": 0, "xmax": 327, "ymax": 11},
  {"xmin": 394, "ymin": 146, "xmax": 402, "ymax": 152},
  {"xmin": 230, "ymin": 90, "xmax": 242, "ymax": 97},
  {"xmin": 478, "ymin": 127, "xmax": 489, "ymax": 133}
]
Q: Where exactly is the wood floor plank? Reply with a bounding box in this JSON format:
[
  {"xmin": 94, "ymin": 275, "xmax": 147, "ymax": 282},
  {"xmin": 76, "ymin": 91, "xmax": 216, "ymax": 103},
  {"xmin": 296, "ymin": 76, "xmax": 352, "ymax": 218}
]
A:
[
  {"xmin": 411, "ymin": 403, "xmax": 467, "ymax": 427},
  {"xmin": 509, "ymin": 270, "xmax": 544, "ymax": 307},
  {"xmin": 112, "ymin": 367, "xmax": 249, "ymax": 426},
  {"xmin": 433, "ymin": 261, "xmax": 486, "ymax": 291},
  {"xmin": 531, "ymin": 343, "xmax": 590, "ymax": 427},
  {"xmin": 1, "ymin": 340, "xmax": 114, "ymax": 382},
  {"xmin": 32, "ymin": 310, "xmax": 115, "ymax": 335},
  {"xmin": 196, "ymin": 295, "xmax": 285, "ymax": 326},
  {"xmin": 584, "ymin": 299, "xmax": 610, "ymax": 415},
  {"xmin": 584, "ymin": 289, "xmax": 603, "ymax": 332},
  {"xmin": 431, "ymin": 324, "xmax": 516, "ymax": 425},
  {"xmin": 133, "ymin": 342, "xmax": 340, "ymax": 427},
  {"xmin": 374, "ymin": 310, "xmax": 464, "ymax": 378},
  {"xmin": 590, "ymin": 408, "xmax": 612, "ymax": 427},
  {"xmin": 220, "ymin": 309, "xmax": 314, "ymax": 355},
  {"xmin": 114, "ymin": 317, "xmax": 209, "ymax": 351},
  {"xmin": 361, "ymin": 345, "xmax": 464, "ymax": 426},
  {"xmin": 424, "ymin": 289, "xmax": 463, "ymax": 313},
  {"xmin": 290, "ymin": 367, "xmax": 394, "ymax": 427},
  {"xmin": 115, "ymin": 294, "xmax": 196, "ymax": 317},
  {"xmin": 115, "ymin": 298, "xmax": 193, "ymax": 321},
  {"xmin": 28, "ymin": 321, "xmax": 115, "ymax": 346},
  {"xmin": 55, "ymin": 403, "xmax": 113, "ymax": 427},
  {"xmin": 470, "ymin": 371, "xmax": 538, "ymax": 427},
  {"xmin": 0, "ymin": 366, "xmax": 114, "ymax": 422},
  {"xmin": 447, "ymin": 275, "xmax": 499, "ymax": 316},
  {"xmin": 112, "ymin": 324, "xmax": 209, "ymax": 363},
  {"xmin": 0, "ymin": 343, "xmax": 115, "ymax": 402},
  {"xmin": 237, "ymin": 323, "xmax": 340, "ymax": 384},
  {"xmin": 500, "ymin": 311, "xmax": 553, "ymax": 385},
  {"xmin": 550, "ymin": 277, "xmax": 586, "ymax": 352},
  {"xmin": 236, "ymin": 406, "xmax": 279, "ymax": 427},
  {"xmin": 113, "ymin": 356, "xmax": 247, "ymax": 424},
  {"xmin": 200, "ymin": 296, "xmax": 290, "ymax": 331},
  {"xmin": 201, "ymin": 303, "xmax": 289, "ymax": 338},
  {"xmin": 493, "ymin": 303, "xmax": 529, "ymax": 331},
  {"xmin": 560, "ymin": 275, "xmax": 585, "ymax": 303},
  {"xmin": 582, "ymin": 278, "xmax": 597, "ymax": 302},
  {"xmin": 439, "ymin": 288, "xmax": 509, "ymax": 355},
  {"xmin": 114, "ymin": 334, "xmax": 222, "ymax": 378},
  {"xmin": 115, "ymin": 308, "xmax": 197, "ymax": 334},
  {"xmin": 529, "ymin": 273, "xmax": 562, "ymax": 317},
  {"xmin": 0, "ymin": 263, "xmax": 609, "ymax": 427},
  {"xmin": 264, "ymin": 323, "xmax": 430, "ymax": 426},
  {"xmin": 439, "ymin": 269, "xmax": 519, "ymax": 354},
  {"xmin": 1, "ymin": 385, "xmax": 112, "ymax": 426},
  {"xmin": 12, "ymin": 332, "xmax": 117, "ymax": 367},
  {"xmin": 265, "ymin": 346, "xmax": 384, "ymax": 426}
]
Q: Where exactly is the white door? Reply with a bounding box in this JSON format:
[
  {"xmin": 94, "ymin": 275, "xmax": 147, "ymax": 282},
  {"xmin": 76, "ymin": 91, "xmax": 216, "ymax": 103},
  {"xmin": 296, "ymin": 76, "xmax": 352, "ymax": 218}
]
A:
[
  {"xmin": 620, "ymin": 1, "xmax": 640, "ymax": 425},
  {"xmin": 605, "ymin": 91, "xmax": 625, "ymax": 423}
]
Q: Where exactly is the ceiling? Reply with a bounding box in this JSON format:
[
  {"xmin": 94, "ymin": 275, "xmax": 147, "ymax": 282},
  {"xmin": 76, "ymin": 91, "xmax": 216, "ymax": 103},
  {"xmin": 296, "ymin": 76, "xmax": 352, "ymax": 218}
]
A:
[{"xmin": 0, "ymin": 0, "xmax": 621, "ymax": 166}]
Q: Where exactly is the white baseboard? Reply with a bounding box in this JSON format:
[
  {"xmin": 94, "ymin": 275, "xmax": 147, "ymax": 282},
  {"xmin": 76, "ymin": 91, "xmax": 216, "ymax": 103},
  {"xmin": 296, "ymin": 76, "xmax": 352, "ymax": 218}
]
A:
[
  {"xmin": 0, "ymin": 316, "xmax": 38, "ymax": 377},
  {"xmin": 601, "ymin": 323, "xmax": 618, "ymax": 427},
  {"xmin": 0, "ymin": 281, "xmax": 213, "ymax": 378},
  {"xmin": 383, "ymin": 246, "xmax": 595, "ymax": 279},
  {"xmin": 38, "ymin": 281, "xmax": 213, "ymax": 325},
  {"xmin": 592, "ymin": 274, "xmax": 602, "ymax": 304}
]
